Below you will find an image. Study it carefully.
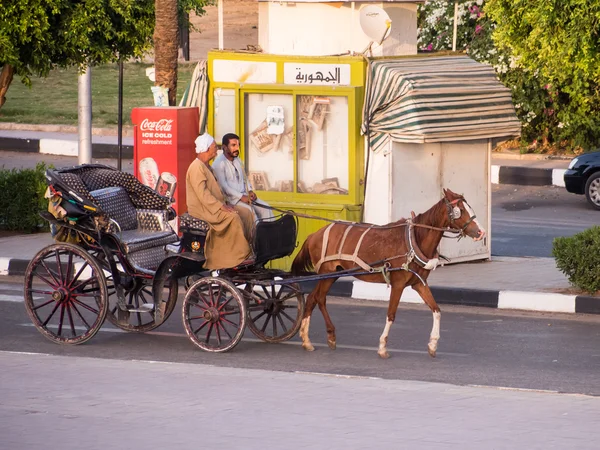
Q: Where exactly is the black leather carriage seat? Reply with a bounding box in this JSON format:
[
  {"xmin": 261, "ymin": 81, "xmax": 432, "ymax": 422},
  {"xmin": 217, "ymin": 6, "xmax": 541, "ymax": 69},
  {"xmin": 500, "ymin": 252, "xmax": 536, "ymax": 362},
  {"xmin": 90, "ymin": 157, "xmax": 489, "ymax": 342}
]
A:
[
  {"xmin": 89, "ymin": 186, "xmax": 178, "ymax": 271},
  {"xmin": 252, "ymin": 214, "xmax": 297, "ymax": 264}
]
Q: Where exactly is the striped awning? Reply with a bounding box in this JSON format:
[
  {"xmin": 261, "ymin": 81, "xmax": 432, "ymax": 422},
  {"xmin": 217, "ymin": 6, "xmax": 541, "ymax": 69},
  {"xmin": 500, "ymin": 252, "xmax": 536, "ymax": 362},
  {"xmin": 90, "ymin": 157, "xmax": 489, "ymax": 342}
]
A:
[
  {"xmin": 361, "ymin": 56, "xmax": 521, "ymax": 153},
  {"xmin": 179, "ymin": 60, "xmax": 209, "ymax": 134}
]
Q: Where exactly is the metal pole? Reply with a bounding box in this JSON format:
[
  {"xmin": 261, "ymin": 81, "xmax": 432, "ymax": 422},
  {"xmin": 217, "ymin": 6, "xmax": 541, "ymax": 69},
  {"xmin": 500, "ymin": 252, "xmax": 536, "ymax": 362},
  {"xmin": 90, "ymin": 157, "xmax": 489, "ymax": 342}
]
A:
[
  {"xmin": 117, "ymin": 59, "xmax": 123, "ymax": 170},
  {"xmin": 78, "ymin": 66, "xmax": 92, "ymax": 164},
  {"xmin": 181, "ymin": 12, "xmax": 190, "ymax": 61},
  {"xmin": 218, "ymin": 0, "xmax": 224, "ymax": 50},
  {"xmin": 452, "ymin": 0, "xmax": 458, "ymax": 51}
]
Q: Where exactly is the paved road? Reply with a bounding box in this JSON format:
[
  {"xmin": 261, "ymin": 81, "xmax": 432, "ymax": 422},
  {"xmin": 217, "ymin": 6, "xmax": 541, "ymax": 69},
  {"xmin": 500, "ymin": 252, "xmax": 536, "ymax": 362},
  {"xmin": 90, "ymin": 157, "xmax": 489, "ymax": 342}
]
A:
[
  {"xmin": 2, "ymin": 277, "xmax": 599, "ymax": 396},
  {"xmin": 492, "ymin": 184, "xmax": 598, "ymax": 257},
  {"xmin": 2, "ymin": 275, "xmax": 600, "ymax": 449}
]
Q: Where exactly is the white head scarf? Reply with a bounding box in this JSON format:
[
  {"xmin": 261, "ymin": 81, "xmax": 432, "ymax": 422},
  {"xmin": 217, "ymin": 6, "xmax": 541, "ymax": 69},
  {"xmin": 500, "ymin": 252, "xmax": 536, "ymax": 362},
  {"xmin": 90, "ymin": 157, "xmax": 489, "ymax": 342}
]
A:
[{"xmin": 195, "ymin": 133, "xmax": 214, "ymax": 154}]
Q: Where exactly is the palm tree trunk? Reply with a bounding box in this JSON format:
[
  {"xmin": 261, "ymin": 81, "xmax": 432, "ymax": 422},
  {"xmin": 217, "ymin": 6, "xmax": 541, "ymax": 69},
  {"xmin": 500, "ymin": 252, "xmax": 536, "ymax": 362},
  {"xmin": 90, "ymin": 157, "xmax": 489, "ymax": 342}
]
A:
[
  {"xmin": 0, "ymin": 65, "xmax": 15, "ymax": 109},
  {"xmin": 154, "ymin": 0, "xmax": 179, "ymax": 106}
]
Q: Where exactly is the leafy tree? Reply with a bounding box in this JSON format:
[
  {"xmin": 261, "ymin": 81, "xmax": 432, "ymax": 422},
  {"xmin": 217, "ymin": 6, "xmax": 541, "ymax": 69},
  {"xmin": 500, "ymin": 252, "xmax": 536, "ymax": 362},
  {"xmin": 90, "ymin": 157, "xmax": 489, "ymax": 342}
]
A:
[
  {"xmin": 485, "ymin": 0, "xmax": 600, "ymax": 150},
  {"xmin": 418, "ymin": 1, "xmax": 589, "ymax": 151},
  {"xmin": 0, "ymin": 0, "xmax": 212, "ymax": 109}
]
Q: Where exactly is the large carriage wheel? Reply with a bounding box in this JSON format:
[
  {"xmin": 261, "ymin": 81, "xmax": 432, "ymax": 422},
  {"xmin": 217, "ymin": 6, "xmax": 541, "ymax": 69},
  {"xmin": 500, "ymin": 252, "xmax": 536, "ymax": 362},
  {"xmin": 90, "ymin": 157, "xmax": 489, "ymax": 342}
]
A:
[
  {"xmin": 182, "ymin": 277, "xmax": 247, "ymax": 353},
  {"xmin": 243, "ymin": 282, "xmax": 305, "ymax": 343},
  {"xmin": 96, "ymin": 253, "xmax": 179, "ymax": 333},
  {"xmin": 24, "ymin": 243, "xmax": 108, "ymax": 345}
]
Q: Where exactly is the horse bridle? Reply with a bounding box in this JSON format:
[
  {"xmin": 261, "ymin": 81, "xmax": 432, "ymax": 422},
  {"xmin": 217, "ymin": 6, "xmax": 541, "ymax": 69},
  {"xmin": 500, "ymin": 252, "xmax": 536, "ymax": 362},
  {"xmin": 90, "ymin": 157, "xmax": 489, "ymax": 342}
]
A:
[{"xmin": 444, "ymin": 197, "xmax": 477, "ymax": 238}]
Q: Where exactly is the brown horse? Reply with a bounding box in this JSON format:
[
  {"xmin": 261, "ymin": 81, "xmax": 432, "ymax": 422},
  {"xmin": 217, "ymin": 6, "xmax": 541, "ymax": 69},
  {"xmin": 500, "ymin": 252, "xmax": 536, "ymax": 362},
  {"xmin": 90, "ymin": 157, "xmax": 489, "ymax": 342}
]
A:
[{"xmin": 291, "ymin": 188, "xmax": 486, "ymax": 359}]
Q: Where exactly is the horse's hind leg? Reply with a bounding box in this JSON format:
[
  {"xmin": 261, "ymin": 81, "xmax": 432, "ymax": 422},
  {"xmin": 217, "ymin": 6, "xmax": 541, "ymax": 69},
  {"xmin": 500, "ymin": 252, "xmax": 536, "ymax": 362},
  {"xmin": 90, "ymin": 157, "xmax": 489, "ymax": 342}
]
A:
[
  {"xmin": 315, "ymin": 278, "xmax": 337, "ymax": 349},
  {"xmin": 412, "ymin": 283, "xmax": 441, "ymax": 358},
  {"xmin": 378, "ymin": 283, "xmax": 405, "ymax": 359},
  {"xmin": 300, "ymin": 278, "xmax": 336, "ymax": 351}
]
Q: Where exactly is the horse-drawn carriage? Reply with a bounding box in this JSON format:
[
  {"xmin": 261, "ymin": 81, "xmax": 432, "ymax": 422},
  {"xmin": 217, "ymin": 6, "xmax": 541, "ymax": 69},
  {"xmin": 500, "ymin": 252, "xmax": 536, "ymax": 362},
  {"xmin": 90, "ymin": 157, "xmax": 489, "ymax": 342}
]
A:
[
  {"xmin": 25, "ymin": 164, "xmax": 304, "ymax": 352},
  {"xmin": 25, "ymin": 164, "xmax": 485, "ymax": 358}
]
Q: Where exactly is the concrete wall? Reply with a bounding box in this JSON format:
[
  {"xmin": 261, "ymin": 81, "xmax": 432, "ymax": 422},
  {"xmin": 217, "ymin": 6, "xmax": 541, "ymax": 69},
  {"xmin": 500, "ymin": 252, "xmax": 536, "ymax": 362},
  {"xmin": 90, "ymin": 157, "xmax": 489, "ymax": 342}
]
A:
[
  {"xmin": 364, "ymin": 140, "xmax": 491, "ymax": 263},
  {"xmin": 258, "ymin": 2, "xmax": 418, "ymax": 56}
]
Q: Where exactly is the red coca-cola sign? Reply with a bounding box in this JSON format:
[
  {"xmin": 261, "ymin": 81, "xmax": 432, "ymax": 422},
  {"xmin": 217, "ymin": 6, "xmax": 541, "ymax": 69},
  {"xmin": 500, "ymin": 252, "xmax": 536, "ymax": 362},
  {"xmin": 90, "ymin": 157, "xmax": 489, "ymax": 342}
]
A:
[{"xmin": 140, "ymin": 118, "xmax": 174, "ymax": 132}]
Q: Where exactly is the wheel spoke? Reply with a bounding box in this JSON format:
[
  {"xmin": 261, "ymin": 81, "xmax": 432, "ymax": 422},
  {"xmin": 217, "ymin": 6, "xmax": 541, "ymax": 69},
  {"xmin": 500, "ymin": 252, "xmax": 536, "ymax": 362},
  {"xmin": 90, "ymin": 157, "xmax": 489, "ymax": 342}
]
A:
[
  {"xmin": 57, "ymin": 303, "xmax": 66, "ymax": 336},
  {"xmin": 68, "ymin": 261, "xmax": 90, "ymax": 289},
  {"xmin": 208, "ymin": 285, "xmax": 216, "ymax": 307},
  {"xmin": 261, "ymin": 313, "xmax": 273, "ymax": 332},
  {"xmin": 55, "ymin": 251, "xmax": 64, "ymax": 281},
  {"xmin": 280, "ymin": 309, "xmax": 295, "ymax": 323},
  {"xmin": 217, "ymin": 322, "xmax": 233, "ymax": 340},
  {"xmin": 193, "ymin": 319, "xmax": 210, "ymax": 335},
  {"xmin": 221, "ymin": 316, "xmax": 240, "ymax": 328},
  {"xmin": 215, "ymin": 323, "xmax": 222, "ymax": 346},
  {"xmin": 217, "ymin": 295, "xmax": 234, "ymax": 311},
  {"xmin": 39, "ymin": 260, "xmax": 60, "ymax": 287},
  {"xmin": 205, "ymin": 323, "xmax": 214, "ymax": 343},
  {"xmin": 65, "ymin": 252, "xmax": 73, "ymax": 287},
  {"xmin": 32, "ymin": 299, "xmax": 56, "ymax": 311},
  {"xmin": 33, "ymin": 270, "xmax": 59, "ymax": 290},
  {"xmin": 66, "ymin": 304, "xmax": 77, "ymax": 337},
  {"xmin": 29, "ymin": 289, "xmax": 56, "ymax": 295},
  {"xmin": 72, "ymin": 298, "xmax": 100, "ymax": 315},
  {"xmin": 71, "ymin": 302, "xmax": 92, "ymax": 329},
  {"xmin": 71, "ymin": 275, "xmax": 99, "ymax": 293},
  {"xmin": 276, "ymin": 313, "xmax": 288, "ymax": 332},
  {"xmin": 41, "ymin": 301, "xmax": 61, "ymax": 326},
  {"xmin": 251, "ymin": 310, "xmax": 268, "ymax": 322}
]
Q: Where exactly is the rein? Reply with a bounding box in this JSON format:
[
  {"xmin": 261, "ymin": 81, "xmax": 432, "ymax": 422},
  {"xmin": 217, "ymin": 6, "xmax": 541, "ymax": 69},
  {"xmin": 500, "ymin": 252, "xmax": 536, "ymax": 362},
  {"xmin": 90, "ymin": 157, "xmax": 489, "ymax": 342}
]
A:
[{"xmin": 253, "ymin": 201, "xmax": 463, "ymax": 236}]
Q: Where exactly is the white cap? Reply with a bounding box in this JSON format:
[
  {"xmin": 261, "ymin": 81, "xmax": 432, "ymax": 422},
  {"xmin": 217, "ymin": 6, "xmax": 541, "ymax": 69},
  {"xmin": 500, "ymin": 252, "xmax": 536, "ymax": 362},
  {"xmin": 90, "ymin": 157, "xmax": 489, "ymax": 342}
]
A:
[{"xmin": 195, "ymin": 133, "xmax": 214, "ymax": 153}]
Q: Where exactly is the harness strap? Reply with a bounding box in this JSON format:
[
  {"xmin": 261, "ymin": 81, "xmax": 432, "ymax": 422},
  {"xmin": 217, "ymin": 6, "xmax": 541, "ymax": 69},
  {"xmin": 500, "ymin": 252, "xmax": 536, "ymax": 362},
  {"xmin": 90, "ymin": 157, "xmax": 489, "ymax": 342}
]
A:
[{"xmin": 314, "ymin": 225, "xmax": 375, "ymax": 273}]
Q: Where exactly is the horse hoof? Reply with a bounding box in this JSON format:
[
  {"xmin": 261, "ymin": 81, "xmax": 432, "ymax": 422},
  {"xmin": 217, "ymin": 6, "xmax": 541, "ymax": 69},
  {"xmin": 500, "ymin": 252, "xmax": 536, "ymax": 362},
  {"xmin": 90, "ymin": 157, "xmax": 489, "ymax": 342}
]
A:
[
  {"xmin": 327, "ymin": 339, "xmax": 336, "ymax": 350},
  {"xmin": 428, "ymin": 346, "xmax": 437, "ymax": 358},
  {"xmin": 378, "ymin": 351, "xmax": 390, "ymax": 359},
  {"xmin": 303, "ymin": 343, "xmax": 315, "ymax": 352}
]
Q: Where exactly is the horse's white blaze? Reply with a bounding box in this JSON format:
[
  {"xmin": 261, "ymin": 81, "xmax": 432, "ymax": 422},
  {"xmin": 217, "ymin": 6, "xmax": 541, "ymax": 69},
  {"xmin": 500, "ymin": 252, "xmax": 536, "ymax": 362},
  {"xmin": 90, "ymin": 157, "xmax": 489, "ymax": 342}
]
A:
[
  {"xmin": 464, "ymin": 202, "xmax": 486, "ymax": 238},
  {"xmin": 378, "ymin": 318, "xmax": 393, "ymax": 355},
  {"xmin": 429, "ymin": 311, "xmax": 441, "ymax": 352}
]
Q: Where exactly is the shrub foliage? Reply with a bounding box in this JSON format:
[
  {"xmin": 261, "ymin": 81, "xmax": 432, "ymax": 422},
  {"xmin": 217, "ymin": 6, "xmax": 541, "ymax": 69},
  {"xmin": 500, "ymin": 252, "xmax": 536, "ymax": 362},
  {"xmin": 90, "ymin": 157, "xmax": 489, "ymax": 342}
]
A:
[
  {"xmin": 0, "ymin": 163, "xmax": 49, "ymax": 232},
  {"xmin": 553, "ymin": 227, "xmax": 600, "ymax": 294}
]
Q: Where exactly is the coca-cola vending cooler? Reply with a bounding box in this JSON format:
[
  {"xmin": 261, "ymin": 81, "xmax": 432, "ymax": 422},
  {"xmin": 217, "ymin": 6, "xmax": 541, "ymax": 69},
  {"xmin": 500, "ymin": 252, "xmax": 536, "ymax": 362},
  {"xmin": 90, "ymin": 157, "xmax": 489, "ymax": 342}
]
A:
[{"xmin": 131, "ymin": 107, "xmax": 199, "ymax": 233}]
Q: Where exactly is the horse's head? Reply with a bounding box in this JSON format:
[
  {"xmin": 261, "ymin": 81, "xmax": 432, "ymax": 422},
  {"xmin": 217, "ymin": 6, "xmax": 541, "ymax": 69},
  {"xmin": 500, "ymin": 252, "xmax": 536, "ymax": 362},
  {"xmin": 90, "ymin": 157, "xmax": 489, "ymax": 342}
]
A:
[{"xmin": 442, "ymin": 189, "xmax": 486, "ymax": 241}]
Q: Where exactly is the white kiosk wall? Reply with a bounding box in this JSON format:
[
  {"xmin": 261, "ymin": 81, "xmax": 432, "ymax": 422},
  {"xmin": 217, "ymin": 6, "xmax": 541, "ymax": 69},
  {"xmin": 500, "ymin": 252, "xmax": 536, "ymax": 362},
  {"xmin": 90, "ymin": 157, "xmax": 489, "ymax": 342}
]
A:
[{"xmin": 364, "ymin": 140, "xmax": 492, "ymax": 263}]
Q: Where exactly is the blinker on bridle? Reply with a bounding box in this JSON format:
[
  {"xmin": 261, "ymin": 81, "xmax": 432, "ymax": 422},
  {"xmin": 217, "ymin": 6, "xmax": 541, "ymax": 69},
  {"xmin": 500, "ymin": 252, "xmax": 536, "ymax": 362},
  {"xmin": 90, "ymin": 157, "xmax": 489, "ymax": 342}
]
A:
[{"xmin": 444, "ymin": 197, "xmax": 476, "ymax": 239}]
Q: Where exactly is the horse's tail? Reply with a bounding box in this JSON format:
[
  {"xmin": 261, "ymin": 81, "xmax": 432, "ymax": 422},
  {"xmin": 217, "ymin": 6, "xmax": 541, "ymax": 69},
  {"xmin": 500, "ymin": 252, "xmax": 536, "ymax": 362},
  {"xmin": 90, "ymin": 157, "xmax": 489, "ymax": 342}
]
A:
[{"xmin": 291, "ymin": 239, "xmax": 315, "ymax": 276}]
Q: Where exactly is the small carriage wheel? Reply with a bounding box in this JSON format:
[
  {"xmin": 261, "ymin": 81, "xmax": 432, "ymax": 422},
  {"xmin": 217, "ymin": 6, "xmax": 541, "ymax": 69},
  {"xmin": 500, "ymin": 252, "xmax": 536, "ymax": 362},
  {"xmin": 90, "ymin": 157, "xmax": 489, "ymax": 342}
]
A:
[
  {"xmin": 24, "ymin": 243, "xmax": 108, "ymax": 345},
  {"xmin": 94, "ymin": 251, "xmax": 179, "ymax": 333},
  {"xmin": 182, "ymin": 277, "xmax": 247, "ymax": 353},
  {"xmin": 243, "ymin": 282, "xmax": 305, "ymax": 343}
]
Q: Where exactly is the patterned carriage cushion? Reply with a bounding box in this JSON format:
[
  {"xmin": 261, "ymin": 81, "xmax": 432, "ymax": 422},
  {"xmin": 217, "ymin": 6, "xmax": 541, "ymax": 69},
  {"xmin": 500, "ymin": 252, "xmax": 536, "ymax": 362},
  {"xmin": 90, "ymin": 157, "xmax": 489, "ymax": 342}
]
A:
[
  {"xmin": 179, "ymin": 213, "xmax": 210, "ymax": 232},
  {"xmin": 89, "ymin": 187, "xmax": 138, "ymax": 231},
  {"xmin": 56, "ymin": 173, "xmax": 96, "ymax": 204},
  {"xmin": 119, "ymin": 230, "xmax": 178, "ymax": 254},
  {"xmin": 80, "ymin": 169, "xmax": 170, "ymax": 210},
  {"xmin": 137, "ymin": 209, "xmax": 170, "ymax": 232}
]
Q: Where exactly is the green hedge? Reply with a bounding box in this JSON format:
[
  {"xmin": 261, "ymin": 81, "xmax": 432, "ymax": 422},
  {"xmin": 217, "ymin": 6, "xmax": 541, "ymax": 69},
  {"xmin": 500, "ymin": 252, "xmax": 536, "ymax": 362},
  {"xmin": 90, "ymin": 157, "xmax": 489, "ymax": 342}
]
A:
[
  {"xmin": 553, "ymin": 227, "xmax": 600, "ymax": 294},
  {"xmin": 0, "ymin": 163, "xmax": 49, "ymax": 233}
]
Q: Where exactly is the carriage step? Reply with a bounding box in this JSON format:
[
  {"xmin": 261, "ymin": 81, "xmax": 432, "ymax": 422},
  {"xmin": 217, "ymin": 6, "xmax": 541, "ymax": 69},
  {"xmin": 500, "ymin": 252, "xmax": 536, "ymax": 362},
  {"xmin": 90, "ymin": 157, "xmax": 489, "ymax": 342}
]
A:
[{"xmin": 126, "ymin": 304, "xmax": 155, "ymax": 313}]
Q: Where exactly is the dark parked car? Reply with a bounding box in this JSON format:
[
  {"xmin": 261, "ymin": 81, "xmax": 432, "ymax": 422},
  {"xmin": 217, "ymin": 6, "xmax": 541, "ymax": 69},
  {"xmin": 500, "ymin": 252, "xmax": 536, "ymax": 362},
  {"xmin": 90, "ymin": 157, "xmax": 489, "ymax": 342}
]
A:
[{"xmin": 564, "ymin": 151, "xmax": 600, "ymax": 210}]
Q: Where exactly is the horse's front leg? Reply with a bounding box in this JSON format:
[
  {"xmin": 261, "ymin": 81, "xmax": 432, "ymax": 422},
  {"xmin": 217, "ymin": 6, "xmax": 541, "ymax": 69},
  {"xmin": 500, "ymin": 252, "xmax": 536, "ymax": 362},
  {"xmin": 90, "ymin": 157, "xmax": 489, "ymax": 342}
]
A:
[
  {"xmin": 378, "ymin": 283, "xmax": 405, "ymax": 359},
  {"xmin": 412, "ymin": 282, "xmax": 441, "ymax": 358}
]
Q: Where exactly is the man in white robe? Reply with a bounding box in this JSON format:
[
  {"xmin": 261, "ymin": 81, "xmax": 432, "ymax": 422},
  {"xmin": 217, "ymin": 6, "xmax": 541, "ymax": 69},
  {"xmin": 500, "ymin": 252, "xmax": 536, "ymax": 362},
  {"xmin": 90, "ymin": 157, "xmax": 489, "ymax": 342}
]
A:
[{"xmin": 212, "ymin": 133, "xmax": 274, "ymax": 222}]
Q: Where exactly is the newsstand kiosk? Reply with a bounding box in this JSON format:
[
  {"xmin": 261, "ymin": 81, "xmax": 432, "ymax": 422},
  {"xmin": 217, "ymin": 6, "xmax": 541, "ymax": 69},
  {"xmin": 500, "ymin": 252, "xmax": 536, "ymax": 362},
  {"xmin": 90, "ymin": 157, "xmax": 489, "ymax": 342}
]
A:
[{"xmin": 131, "ymin": 107, "xmax": 199, "ymax": 232}]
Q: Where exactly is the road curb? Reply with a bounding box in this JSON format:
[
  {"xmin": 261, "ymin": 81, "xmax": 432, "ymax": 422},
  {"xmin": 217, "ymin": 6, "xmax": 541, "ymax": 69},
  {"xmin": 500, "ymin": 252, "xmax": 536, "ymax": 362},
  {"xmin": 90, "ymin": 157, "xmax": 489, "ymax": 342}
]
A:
[
  {"xmin": 491, "ymin": 165, "xmax": 566, "ymax": 187},
  {"xmin": 0, "ymin": 136, "xmax": 133, "ymax": 159},
  {"xmin": 3, "ymin": 256, "xmax": 597, "ymax": 314}
]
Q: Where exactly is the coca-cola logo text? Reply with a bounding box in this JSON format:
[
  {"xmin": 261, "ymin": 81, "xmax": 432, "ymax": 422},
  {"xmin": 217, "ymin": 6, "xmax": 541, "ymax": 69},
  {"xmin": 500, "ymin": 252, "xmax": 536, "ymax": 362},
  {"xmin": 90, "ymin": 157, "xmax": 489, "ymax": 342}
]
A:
[{"xmin": 140, "ymin": 118, "xmax": 174, "ymax": 132}]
